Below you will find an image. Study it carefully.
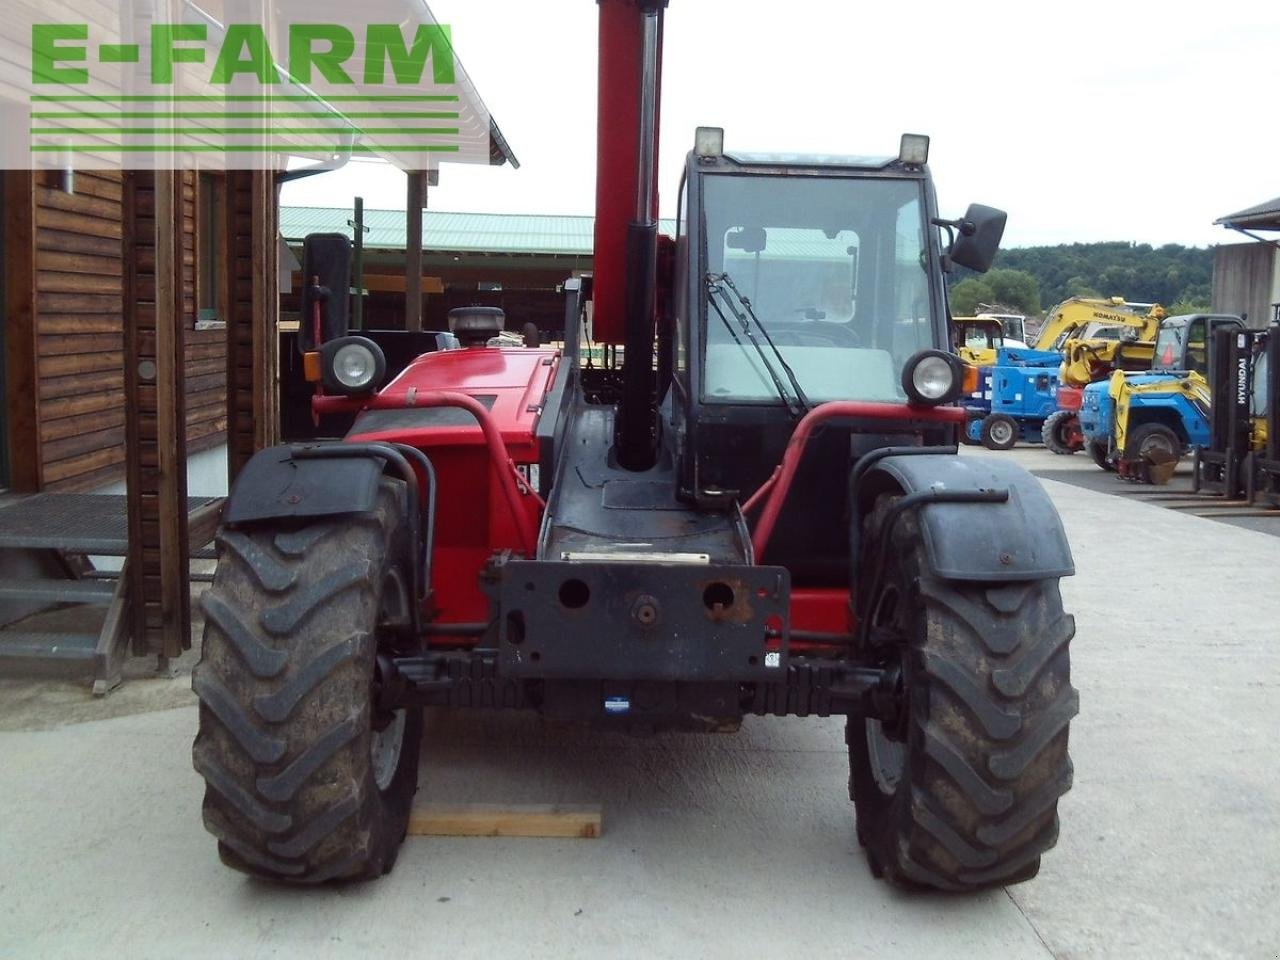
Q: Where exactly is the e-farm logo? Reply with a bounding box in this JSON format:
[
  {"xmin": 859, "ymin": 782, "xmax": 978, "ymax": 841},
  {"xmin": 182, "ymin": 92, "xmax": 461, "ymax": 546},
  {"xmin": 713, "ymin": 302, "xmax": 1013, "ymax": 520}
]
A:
[
  {"xmin": 6, "ymin": 2, "xmax": 490, "ymax": 171},
  {"xmin": 31, "ymin": 23, "xmax": 456, "ymax": 87}
]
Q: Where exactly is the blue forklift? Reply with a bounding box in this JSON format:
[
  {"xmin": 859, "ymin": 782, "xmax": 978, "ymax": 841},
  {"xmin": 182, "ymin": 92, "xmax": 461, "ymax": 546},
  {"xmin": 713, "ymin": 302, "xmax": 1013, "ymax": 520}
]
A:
[{"xmin": 965, "ymin": 346, "xmax": 1064, "ymax": 450}]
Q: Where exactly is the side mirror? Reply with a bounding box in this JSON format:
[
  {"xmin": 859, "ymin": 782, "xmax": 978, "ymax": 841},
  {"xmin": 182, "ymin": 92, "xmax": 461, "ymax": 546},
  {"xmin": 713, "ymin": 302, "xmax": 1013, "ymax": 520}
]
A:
[
  {"xmin": 949, "ymin": 204, "xmax": 1006, "ymax": 274},
  {"xmin": 726, "ymin": 226, "xmax": 767, "ymax": 254},
  {"xmin": 299, "ymin": 233, "xmax": 352, "ymax": 351}
]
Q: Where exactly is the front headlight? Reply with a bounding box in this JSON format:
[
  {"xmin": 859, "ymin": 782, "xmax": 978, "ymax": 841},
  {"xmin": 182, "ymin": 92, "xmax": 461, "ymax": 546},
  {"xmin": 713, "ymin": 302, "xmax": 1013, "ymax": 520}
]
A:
[
  {"xmin": 902, "ymin": 350, "xmax": 963, "ymax": 406},
  {"xmin": 320, "ymin": 336, "xmax": 387, "ymax": 395}
]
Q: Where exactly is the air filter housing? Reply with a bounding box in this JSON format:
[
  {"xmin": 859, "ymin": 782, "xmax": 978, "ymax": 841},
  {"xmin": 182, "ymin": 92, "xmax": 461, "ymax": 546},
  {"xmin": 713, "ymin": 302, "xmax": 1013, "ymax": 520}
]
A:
[{"xmin": 449, "ymin": 306, "xmax": 505, "ymax": 347}]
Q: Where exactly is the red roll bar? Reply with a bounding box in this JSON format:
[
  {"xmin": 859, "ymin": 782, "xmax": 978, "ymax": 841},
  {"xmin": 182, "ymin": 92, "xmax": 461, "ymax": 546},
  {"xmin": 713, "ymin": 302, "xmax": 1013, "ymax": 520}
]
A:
[{"xmin": 745, "ymin": 401, "xmax": 965, "ymax": 559}]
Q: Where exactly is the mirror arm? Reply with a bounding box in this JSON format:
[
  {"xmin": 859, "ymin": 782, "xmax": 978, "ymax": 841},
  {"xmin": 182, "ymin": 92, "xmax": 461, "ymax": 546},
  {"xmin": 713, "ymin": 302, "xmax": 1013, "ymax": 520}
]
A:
[{"xmin": 931, "ymin": 217, "xmax": 957, "ymax": 273}]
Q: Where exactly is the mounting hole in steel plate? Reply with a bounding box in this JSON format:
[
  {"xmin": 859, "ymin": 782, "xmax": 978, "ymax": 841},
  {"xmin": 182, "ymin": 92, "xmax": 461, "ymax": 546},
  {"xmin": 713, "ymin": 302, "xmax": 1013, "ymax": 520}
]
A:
[
  {"xmin": 702, "ymin": 582, "xmax": 735, "ymax": 611},
  {"xmin": 559, "ymin": 579, "xmax": 590, "ymax": 609},
  {"xmin": 506, "ymin": 611, "xmax": 525, "ymax": 645}
]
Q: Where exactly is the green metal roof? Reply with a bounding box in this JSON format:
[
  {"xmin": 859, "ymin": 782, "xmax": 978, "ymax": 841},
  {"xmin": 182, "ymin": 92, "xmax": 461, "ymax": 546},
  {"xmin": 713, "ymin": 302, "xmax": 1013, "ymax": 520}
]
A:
[{"xmin": 280, "ymin": 206, "xmax": 678, "ymax": 256}]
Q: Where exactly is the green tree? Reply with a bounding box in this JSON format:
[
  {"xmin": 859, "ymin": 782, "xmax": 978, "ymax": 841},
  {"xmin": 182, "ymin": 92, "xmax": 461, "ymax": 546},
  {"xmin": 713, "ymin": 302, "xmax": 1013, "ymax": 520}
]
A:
[
  {"xmin": 983, "ymin": 269, "xmax": 1041, "ymax": 314},
  {"xmin": 1063, "ymin": 275, "xmax": 1100, "ymax": 299},
  {"xmin": 949, "ymin": 277, "xmax": 994, "ymax": 316},
  {"xmin": 1168, "ymin": 298, "xmax": 1212, "ymax": 316},
  {"xmin": 980, "ymin": 241, "xmax": 1214, "ymax": 309}
]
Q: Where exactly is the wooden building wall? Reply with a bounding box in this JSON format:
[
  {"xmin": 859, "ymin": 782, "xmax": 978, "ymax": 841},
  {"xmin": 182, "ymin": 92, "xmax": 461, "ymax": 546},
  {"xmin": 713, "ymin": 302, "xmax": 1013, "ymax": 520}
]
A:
[
  {"xmin": 5, "ymin": 170, "xmax": 229, "ymax": 492},
  {"xmin": 1212, "ymin": 241, "xmax": 1280, "ymax": 330}
]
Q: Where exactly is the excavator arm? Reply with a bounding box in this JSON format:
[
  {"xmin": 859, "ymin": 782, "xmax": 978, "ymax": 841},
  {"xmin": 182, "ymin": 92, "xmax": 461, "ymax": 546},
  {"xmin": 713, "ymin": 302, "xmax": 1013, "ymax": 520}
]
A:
[{"xmin": 1034, "ymin": 296, "xmax": 1163, "ymax": 351}]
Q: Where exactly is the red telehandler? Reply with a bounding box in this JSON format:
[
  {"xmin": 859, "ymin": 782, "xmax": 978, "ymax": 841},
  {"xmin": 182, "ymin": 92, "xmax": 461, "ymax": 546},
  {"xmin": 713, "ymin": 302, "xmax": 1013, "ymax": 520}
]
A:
[{"xmin": 193, "ymin": 1, "xmax": 1077, "ymax": 890}]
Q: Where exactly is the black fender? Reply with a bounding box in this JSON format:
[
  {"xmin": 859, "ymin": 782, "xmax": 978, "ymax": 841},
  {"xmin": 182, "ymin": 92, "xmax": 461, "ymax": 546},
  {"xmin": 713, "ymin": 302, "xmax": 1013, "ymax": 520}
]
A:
[
  {"xmin": 859, "ymin": 453, "xmax": 1074, "ymax": 582},
  {"xmin": 222, "ymin": 442, "xmax": 435, "ymax": 635},
  {"xmin": 223, "ymin": 444, "xmax": 387, "ymax": 525}
]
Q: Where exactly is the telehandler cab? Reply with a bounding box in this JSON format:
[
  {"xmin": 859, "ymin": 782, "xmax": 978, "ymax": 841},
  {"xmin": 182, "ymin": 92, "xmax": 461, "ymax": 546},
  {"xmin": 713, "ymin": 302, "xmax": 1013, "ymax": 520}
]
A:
[{"xmin": 192, "ymin": 0, "xmax": 1078, "ymax": 890}]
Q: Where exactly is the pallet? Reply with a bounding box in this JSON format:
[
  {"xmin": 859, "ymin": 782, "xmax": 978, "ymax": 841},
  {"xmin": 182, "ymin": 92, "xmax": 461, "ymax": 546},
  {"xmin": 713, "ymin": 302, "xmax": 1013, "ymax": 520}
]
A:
[{"xmin": 408, "ymin": 803, "xmax": 602, "ymax": 839}]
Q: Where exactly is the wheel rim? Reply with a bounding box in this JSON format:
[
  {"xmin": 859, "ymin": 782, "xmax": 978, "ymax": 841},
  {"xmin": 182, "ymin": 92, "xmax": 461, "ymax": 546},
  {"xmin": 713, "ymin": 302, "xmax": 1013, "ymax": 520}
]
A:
[
  {"xmin": 371, "ymin": 709, "xmax": 406, "ymax": 792},
  {"xmin": 866, "ymin": 720, "xmax": 905, "ymax": 794},
  {"xmin": 866, "ymin": 580, "xmax": 908, "ymax": 796},
  {"xmin": 991, "ymin": 421, "xmax": 1014, "ymax": 445},
  {"xmin": 1139, "ymin": 433, "xmax": 1176, "ymax": 461}
]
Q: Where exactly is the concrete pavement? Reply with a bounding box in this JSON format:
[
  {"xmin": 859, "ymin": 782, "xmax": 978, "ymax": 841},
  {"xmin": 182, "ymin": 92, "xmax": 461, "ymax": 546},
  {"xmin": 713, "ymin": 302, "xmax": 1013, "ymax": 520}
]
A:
[{"xmin": 1, "ymin": 456, "xmax": 1277, "ymax": 960}]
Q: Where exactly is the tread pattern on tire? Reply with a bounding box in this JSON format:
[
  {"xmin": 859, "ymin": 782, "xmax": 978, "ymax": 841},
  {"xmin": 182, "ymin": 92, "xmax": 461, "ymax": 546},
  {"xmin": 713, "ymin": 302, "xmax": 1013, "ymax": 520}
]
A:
[
  {"xmin": 1042, "ymin": 410, "xmax": 1081, "ymax": 456},
  {"xmin": 980, "ymin": 414, "xmax": 1019, "ymax": 451},
  {"xmin": 192, "ymin": 480, "xmax": 420, "ymax": 883},
  {"xmin": 849, "ymin": 496, "xmax": 1078, "ymax": 891}
]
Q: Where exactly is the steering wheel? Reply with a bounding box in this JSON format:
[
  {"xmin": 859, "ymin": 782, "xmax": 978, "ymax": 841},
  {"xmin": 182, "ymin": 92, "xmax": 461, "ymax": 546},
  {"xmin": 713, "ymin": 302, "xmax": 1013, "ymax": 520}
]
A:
[{"xmin": 767, "ymin": 322, "xmax": 859, "ymax": 348}]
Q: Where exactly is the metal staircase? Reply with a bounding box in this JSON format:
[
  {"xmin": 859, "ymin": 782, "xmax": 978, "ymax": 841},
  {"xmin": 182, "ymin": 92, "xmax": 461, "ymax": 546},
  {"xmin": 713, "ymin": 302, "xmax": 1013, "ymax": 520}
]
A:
[{"xmin": 0, "ymin": 493, "xmax": 219, "ymax": 694}]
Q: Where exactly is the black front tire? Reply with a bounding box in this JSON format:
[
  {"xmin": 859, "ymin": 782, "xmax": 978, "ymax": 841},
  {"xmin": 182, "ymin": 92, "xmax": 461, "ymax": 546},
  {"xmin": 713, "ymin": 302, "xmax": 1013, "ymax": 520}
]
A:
[
  {"xmin": 1124, "ymin": 423, "xmax": 1182, "ymax": 484},
  {"xmin": 192, "ymin": 478, "xmax": 422, "ymax": 883},
  {"xmin": 980, "ymin": 414, "xmax": 1019, "ymax": 451},
  {"xmin": 1088, "ymin": 440, "xmax": 1115, "ymax": 472},
  {"xmin": 1042, "ymin": 410, "xmax": 1082, "ymax": 455},
  {"xmin": 848, "ymin": 496, "xmax": 1078, "ymax": 891}
]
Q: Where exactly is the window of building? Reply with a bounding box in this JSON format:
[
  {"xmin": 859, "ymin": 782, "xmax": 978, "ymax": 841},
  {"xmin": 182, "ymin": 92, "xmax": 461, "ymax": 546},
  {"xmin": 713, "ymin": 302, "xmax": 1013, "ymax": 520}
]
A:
[{"xmin": 196, "ymin": 173, "xmax": 226, "ymax": 329}]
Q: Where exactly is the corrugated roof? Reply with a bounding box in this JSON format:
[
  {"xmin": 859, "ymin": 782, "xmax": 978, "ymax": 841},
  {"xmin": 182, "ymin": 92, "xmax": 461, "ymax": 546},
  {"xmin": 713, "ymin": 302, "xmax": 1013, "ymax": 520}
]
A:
[
  {"xmin": 280, "ymin": 206, "xmax": 678, "ymax": 255},
  {"xmin": 1216, "ymin": 196, "xmax": 1280, "ymax": 231}
]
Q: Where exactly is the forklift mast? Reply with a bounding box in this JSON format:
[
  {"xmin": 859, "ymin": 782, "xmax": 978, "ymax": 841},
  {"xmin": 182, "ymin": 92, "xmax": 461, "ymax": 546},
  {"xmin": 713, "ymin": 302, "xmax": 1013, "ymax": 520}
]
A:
[
  {"xmin": 592, "ymin": 0, "xmax": 664, "ymax": 345},
  {"xmin": 593, "ymin": 0, "xmax": 668, "ymax": 470}
]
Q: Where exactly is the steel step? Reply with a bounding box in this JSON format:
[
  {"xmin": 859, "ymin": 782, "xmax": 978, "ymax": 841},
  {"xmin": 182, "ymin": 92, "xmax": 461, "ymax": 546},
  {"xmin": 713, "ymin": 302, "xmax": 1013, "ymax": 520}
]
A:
[
  {"xmin": 0, "ymin": 493, "xmax": 217, "ymax": 554},
  {"xmin": 0, "ymin": 579, "xmax": 119, "ymax": 604},
  {"xmin": 0, "ymin": 632, "xmax": 100, "ymax": 680}
]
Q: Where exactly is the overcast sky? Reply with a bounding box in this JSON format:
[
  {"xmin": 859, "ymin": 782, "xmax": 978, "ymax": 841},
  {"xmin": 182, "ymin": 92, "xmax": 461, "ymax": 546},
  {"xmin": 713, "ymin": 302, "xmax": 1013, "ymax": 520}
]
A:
[{"xmin": 282, "ymin": 0, "xmax": 1280, "ymax": 249}]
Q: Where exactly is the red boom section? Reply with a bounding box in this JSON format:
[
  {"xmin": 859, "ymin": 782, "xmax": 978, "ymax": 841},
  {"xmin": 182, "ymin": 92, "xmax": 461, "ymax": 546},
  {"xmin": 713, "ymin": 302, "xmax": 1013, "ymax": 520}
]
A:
[
  {"xmin": 592, "ymin": 0, "xmax": 662, "ymax": 344},
  {"xmin": 335, "ymin": 347, "xmax": 560, "ymax": 632}
]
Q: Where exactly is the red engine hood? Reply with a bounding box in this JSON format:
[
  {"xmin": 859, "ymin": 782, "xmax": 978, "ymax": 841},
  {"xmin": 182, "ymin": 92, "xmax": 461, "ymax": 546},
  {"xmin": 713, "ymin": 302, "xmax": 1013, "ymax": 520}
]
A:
[{"xmin": 351, "ymin": 345, "xmax": 561, "ymax": 451}]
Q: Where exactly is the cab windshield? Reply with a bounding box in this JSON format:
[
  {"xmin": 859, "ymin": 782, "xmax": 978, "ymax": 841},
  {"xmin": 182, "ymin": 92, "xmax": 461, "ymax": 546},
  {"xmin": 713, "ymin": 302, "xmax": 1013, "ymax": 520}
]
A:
[
  {"xmin": 700, "ymin": 173, "xmax": 934, "ymax": 404},
  {"xmin": 1154, "ymin": 319, "xmax": 1208, "ymax": 374}
]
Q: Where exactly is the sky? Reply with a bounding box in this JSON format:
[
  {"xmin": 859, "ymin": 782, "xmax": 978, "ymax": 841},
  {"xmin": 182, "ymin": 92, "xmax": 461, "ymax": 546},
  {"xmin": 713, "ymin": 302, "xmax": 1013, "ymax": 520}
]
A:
[{"xmin": 282, "ymin": 0, "xmax": 1280, "ymax": 249}]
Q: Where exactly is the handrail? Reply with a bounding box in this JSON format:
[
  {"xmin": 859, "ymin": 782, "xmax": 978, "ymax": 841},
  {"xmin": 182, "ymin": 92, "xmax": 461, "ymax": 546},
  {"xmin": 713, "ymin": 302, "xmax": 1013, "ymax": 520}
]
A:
[{"xmin": 745, "ymin": 401, "xmax": 965, "ymax": 559}]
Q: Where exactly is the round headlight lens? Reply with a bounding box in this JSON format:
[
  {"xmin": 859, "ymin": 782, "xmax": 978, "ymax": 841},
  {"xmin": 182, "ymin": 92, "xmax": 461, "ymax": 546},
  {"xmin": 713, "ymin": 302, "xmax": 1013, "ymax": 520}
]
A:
[
  {"xmin": 910, "ymin": 354, "xmax": 955, "ymax": 401},
  {"xmin": 332, "ymin": 343, "xmax": 376, "ymax": 390}
]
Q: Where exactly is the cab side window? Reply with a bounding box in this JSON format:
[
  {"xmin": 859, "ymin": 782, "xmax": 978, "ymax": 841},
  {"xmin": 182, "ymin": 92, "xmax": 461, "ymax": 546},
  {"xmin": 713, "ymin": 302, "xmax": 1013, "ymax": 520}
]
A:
[{"xmin": 1186, "ymin": 319, "xmax": 1208, "ymax": 375}]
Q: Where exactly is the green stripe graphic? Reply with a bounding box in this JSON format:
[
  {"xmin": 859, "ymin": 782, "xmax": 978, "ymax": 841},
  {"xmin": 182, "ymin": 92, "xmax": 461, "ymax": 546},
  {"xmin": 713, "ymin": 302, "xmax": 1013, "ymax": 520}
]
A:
[
  {"xmin": 30, "ymin": 111, "xmax": 460, "ymax": 119},
  {"xmin": 31, "ymin": 127, "xmax": 460, "ymax": 135},
  {"xmin": 29, "ymin": 144, "xmax": 462, "ymax": 153},
  {"xmin": 30, "ymin": 95, "xmax": 460, "ymax": 103}
]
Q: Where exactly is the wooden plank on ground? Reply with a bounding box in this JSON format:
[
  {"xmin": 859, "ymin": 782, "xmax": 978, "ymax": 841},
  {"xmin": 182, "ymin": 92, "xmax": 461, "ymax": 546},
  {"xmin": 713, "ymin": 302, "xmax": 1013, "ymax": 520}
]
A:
[
  {"xmin": 1187, "ymin": 509, "xmax": 1280, "ymax": 519},
  {"xmin": 1162, "ymin": 500, "xmax": 1252, "ymax": 510},
  {"xmin": 407, "ymin": 803, "xmax": 602, "ymax": 839}
]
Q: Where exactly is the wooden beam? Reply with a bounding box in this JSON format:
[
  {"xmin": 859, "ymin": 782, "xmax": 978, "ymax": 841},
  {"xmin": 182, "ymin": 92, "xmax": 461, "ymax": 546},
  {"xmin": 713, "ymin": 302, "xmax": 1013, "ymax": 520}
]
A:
[
  {"xmin": 315, "ymin": 272, "xmax": 444, "ymax": 295},
  {"xmin": 407, "ymin": 803, "xmax": 602, "ymax": 839},
  {"xmin": 252, "ymin": 171, "xmax": 279, "ymax": 452},
  {"xmin": 224, "ymin": 171, "xmax": 279, "ymax": 484},
  {"xmin": 3, "ymin": 172, "xmax": 41, "ymax": 490},
  {"xmin": 156, "ymin": 170, "xmax": 191, "ymax": 658},
  {"xmin": 405, "ymin": 170, "xmax": 426, "ymax": 332},
  {"xmin": 123, "ymin": 171, "xmax": 191, "ymax": 659}
]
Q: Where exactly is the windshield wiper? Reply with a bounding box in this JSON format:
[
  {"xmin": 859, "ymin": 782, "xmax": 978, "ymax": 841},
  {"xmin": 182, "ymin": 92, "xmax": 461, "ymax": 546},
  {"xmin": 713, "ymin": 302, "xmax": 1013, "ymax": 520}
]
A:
[
  {"xmin": 707, "ymin": 287, "xmax": 800, "ymax": 416},
  {"xmin": 706, "ymin": 272, "xmax": 812, "ymax": 416}
]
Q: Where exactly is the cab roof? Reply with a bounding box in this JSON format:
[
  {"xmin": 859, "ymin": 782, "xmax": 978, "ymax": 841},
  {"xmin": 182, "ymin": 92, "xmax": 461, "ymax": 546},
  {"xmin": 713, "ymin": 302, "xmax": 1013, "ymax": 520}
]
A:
[{"xmin": 724, "ymin": 151, "xmax": 899, "ymax": 169}]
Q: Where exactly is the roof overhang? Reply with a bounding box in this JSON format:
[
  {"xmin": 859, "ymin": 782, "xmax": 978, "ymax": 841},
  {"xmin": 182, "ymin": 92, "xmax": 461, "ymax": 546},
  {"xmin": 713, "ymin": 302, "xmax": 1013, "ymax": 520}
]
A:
[{"xmin": 1215, "ymin": 196, "xmax": 1280, "ymax": 233}]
